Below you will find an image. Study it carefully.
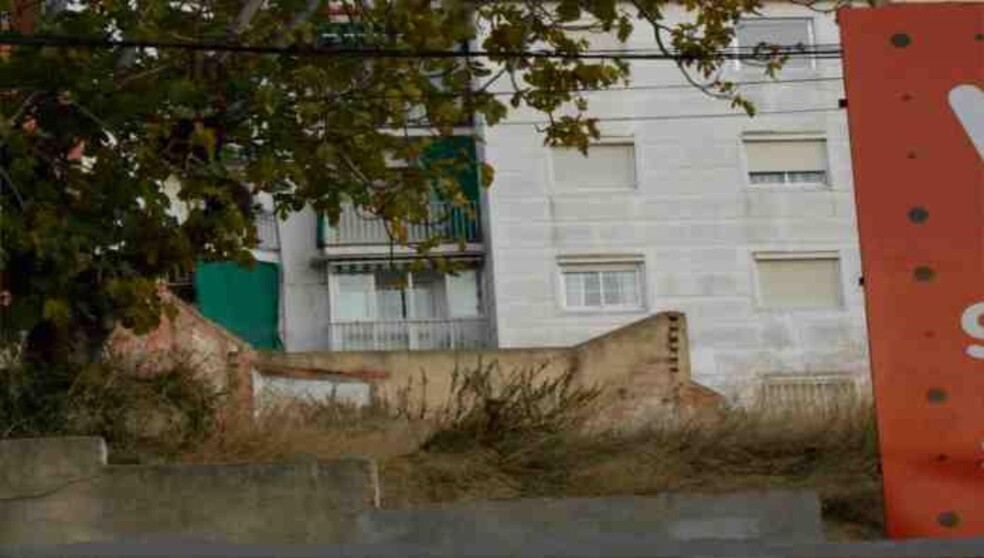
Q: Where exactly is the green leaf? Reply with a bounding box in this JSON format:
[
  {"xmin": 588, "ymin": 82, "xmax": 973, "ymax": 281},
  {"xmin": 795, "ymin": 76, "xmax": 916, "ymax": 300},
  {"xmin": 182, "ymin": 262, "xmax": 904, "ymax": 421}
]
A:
[{"xmin": 42, "ymin": 299, "xmax": 72, "ymax": 326}]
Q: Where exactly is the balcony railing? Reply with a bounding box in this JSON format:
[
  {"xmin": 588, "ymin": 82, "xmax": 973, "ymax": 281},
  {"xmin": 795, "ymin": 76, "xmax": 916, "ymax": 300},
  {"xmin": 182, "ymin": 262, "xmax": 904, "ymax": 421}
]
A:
[
  {"xmin": 323, "ymin": 201, "xmax": 481, "ymax": 247},
  {"xmin": 256, "ymin": 212, "xmax": 279, "ymax": 251},
  {"xmin": 327, "ymin": 318, "xmax": 490, "ymax": 351}
]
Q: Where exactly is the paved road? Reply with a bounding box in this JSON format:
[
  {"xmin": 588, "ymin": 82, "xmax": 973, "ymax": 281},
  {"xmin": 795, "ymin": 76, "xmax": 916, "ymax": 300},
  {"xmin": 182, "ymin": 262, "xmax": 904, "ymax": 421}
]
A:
[{"xmin": 3, "ymin": 537, "xmax": 984, "ymax": 558}]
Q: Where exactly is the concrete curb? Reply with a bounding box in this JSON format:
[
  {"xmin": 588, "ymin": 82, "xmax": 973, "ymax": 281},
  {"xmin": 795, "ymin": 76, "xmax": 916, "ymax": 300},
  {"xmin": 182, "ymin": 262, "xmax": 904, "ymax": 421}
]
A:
[{"xmin": 3, "ymin": 537, "xmax": 984, "ymax": 558}]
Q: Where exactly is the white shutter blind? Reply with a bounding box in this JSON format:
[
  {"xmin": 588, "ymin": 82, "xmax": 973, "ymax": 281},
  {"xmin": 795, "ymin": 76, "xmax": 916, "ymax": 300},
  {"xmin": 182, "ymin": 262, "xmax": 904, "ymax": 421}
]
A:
[
  {"xmin": 447, "ymin": 270, "xmax": 481, "ymax": 318},
  {"xmin": 756, "ymin": 257, "xmax": 843, "ymax": 309},
  {"xmin": 745, "ymin": 140, "xmax": 827, "ymax": 173},
  {"xmin": 335, "ymin": 274, "xmax": 374, "ymax": 321},
  {"xmin": 552, "ymin": 144, "xmax": 635, "ymax": 190}
]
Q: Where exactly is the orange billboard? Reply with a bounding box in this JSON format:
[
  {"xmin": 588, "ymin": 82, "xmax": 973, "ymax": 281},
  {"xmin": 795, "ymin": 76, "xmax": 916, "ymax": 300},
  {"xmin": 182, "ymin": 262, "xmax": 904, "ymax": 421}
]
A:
[{"xmin": 839, "ymin": 3, "xmax": 984, "ymax": 539}]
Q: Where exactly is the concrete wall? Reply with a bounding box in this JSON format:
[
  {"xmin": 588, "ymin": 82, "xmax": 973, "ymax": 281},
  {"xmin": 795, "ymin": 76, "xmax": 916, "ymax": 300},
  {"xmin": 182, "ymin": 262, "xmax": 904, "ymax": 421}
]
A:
[
  {"xmin": 0, "ymin": 437, "xmax": 379, "ymax": 545},
  {"xmin": 276, "ymin": 208, "xmax": 335, "ymax": 352},
  {"xmin": 479, "ymin": 3, "xmax": 870, "ymax": 402},
  {"xmin": 255, "ymin": 312, "xmax": 723, "ymax": 428},
  {"xmin": 0, "ymin": 439, "xmax": 829, "ymax": 548},
  {"xmin": 359, "ymin": 492, "xmax": 824, "ymax": 547}
]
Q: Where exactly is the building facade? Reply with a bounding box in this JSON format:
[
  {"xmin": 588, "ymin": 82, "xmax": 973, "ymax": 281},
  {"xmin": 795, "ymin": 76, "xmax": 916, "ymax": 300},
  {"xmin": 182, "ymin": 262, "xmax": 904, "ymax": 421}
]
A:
[
  {"xmin": 182, "ymin": 137, "xmax": 492, "ymax": 354},
  {"xmin": 186, "ymin": 2, "xmax": 871, "ymax": 403},
  {"xmin": 479, "ymin": 3, "xmax": 870, "ymax": 401}
]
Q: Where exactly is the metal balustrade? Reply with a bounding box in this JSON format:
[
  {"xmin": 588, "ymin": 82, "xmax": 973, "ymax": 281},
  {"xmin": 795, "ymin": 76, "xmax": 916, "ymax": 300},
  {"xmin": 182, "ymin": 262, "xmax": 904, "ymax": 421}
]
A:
[
  {"xmin": 256, "ymin": 212, "xmax": 280, "ymax": 250},
  {"xmin": 327, "ymin": 318, "xmax": 489, "ymax": 351},
  {"xmin": 323, "ymin": 201, "xmax": 481, "ymax": 246}
]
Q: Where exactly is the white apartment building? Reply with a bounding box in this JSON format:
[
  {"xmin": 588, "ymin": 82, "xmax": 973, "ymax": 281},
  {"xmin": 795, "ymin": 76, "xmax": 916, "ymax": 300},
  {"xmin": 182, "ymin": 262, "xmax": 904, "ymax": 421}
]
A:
[
  {"xmin": 479, "ymin": 3, "xmax": 870, "ymax": 401},
  {"xmin": 179, "ymin": 2, "xmax": 871, "ymax": 404}
]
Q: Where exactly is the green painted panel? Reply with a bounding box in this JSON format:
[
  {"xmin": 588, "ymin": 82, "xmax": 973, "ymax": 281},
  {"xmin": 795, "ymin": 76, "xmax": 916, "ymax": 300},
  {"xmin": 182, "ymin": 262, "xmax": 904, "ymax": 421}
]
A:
[
  {"xmin": 423, "ymin": 137, "xmax": 481, "ymax": 243},
  {"xmin": 423, "ymin": 136, "xmax": 479, "ymax": 203},
  {"xmin": 195, "ymin": 261, "xmax": 282, "ymax": 350}
]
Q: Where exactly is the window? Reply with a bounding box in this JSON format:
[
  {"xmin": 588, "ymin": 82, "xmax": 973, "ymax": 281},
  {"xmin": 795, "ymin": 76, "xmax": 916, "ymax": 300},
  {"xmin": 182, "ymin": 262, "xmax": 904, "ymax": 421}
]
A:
[
  {"xmin": 560, "ymin": 261, "xmax": 643, "ymax": 310},
  {"xmin": 447, "ymin": 269, "xmax": 482, "ymax": 318},
  {"xmin": 330, "ymin": 266, "xmax": 486, "ymax": 351},
  {"xmin": 255, "ymin": 211, "xmax": 279, "ymax": 250},
  {"xmin": 744, "ymin": 138, "xmax": 828, "ymax": 186},
  {"xmin": 759, "ymin": 374, "xmax": 858, "ymax": 414},
  {"xmin": 252, "ymin": 192, "xmax": 279, "ymax": 250},
  {"xmin": 335, "ymin": 274, "xmax": 374, "ymax": 321},
  {"xmin": 552, "ymin": 143, "xmax": 636, "ymax": 191},
  {"xmin": 736, "ymin": 18, "xmax": 814, "ymax": 69},
  {"xmin": 754, "ymin": 253, "xmax": 843, "ymax": 310},
  {"xmin": 332, "ymin": 267, "xmax": 480, "ymax": 321}
]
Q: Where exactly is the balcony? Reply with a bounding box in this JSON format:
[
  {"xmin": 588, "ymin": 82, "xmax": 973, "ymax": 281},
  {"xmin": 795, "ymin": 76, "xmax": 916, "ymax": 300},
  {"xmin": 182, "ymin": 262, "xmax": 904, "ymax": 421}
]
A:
[
  {"xmin": 327, "ymin": 318, "xmax": 490, "ymax": 351},
  {"xmin": 255, "ymin": 212, "xmax": 280, "ymax": 251},
  {"xmin": 322, "ymin": 201, "xmax": 481, "ymax": 247}
]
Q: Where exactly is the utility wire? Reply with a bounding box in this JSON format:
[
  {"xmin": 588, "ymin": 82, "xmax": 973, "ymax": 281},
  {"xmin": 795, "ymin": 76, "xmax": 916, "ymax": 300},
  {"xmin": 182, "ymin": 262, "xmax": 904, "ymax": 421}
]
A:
[
  {"xmin": 0, "ymin": 33, "xmax": 844, "ymax": 60},
  {"xmin": 493, "ymin": 106, "xmax": 844, "ymax": 126},
  {"xmin": 436, "ymin": 76, "xmax": 845, "ymax": 99}
]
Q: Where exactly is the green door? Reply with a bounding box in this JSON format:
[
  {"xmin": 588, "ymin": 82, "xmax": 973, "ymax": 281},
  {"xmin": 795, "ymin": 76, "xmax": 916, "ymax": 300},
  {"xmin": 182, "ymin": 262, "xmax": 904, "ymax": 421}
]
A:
[{"xmin": 195, "ymin": 261, "xmax": 282, "ymax": 349}]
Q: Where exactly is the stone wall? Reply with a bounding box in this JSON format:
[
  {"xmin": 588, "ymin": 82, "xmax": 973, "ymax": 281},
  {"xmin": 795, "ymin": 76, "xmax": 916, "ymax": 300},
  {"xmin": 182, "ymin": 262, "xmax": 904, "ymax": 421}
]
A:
[
  {"xmin": 106, "ymin": 290, "xmax": 255, "ymax": 415},
  {"xmin": 256, "ymin": 312, "xmax": 724, "ymax": 429},
  {"xmin": 0, "ymin": 437, "xmax": 379, "ymax": 545}
]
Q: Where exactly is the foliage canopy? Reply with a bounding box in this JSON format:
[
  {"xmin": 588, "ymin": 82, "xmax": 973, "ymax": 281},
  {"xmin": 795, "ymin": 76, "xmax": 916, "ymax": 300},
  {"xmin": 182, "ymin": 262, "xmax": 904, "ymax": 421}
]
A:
[{"xmin": 0, "ymin": 0, "xmax": 785, "ymax": 363}]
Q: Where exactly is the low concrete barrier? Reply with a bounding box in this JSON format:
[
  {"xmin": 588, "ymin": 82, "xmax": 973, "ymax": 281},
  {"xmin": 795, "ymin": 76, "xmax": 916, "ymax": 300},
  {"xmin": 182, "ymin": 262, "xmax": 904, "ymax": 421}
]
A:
[
  {"xmin": 0, "ymin": 438, "xmax": 379, "ymax": 545},
  {"xmin": 4, "ymin": 538, "xmax": 984, "ymax": 558},
  {"xmin": 0, "ymin": 437, "xmax": 107, "ymax": 500},
  {"xmin": 358, "ymin": 492, "xmax": 823, "ymax": 548}
]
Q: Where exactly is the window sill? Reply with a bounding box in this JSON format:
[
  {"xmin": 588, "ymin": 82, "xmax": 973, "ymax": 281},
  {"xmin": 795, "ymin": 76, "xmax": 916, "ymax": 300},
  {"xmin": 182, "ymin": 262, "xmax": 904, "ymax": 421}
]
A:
[
  {"xmin": 747, "ymin": 182, "xmax": 831, "ymax": 191},
  {"xmin": 754, "ymin": 306, "xmax": 846, "ymax": 314},
  {"xmin": 553, "ymin": 186, "xmax": 640, "ymax": 195},
  {"xmin": 560, "ymin": 307, "xmax": 647, "ymax": 316}
]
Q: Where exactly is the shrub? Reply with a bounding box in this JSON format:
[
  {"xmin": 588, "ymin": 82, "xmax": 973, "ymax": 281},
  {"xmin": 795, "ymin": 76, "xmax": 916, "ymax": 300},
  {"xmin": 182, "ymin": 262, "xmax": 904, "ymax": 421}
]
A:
[
  {"xmin": 1, "ymin": 356, "xmax": 222, "ymax": 463},
  {"xmin": 422, "ymin": 360, "xmax": 601, "ymax": 453}
]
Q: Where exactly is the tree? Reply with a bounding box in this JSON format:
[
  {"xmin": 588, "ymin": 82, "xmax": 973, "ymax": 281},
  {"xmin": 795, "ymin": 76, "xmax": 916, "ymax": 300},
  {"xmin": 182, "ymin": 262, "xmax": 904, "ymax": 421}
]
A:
[{"xmin": 0, "ymin": 0, "xmax": 791, "ymax": 368}]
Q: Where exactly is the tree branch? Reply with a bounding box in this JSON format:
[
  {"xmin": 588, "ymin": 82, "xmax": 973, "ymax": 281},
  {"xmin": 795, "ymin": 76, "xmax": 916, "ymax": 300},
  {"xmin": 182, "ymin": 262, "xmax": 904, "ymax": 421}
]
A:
[
  {"xmin": 629, "ymin": 1, "xmax": 736, "ymax": 104},
  {"xmin": 273, "ymin": 0, "xmax": 326, "ymax": 47},
  {"xmin": 0, "ymin": 165, "xmax": 26, "ymax": 210},
  {"xmin": 216, "ymin": 0, "xmax": 268, "ymax": 64}
]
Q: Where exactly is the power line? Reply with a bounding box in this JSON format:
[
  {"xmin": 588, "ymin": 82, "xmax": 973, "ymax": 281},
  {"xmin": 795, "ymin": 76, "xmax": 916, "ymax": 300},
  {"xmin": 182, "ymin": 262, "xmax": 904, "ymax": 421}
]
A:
[
  {"xmin": 493, "ymin": 106, "xmax": 843, "ymax": 126},
  {"xmin": 347, "ymin": 75, "xmax": 845, "ymax": 104},
  {"xmin": 481, "ymin": 76, "xmax": 844, "ymax": 97},
  {"xmin": 0, "ymin": 33, "xmax": 843, "ymax": 60}
]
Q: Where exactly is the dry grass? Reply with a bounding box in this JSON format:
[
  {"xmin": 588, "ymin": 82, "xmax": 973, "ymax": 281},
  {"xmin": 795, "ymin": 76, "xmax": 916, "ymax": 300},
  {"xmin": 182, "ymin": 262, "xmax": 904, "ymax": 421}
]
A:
[
  {"xmin": 378, "ymin": 400, "xmax": 882, "ymax": 541},
  {"xmin": 180, "ymin": 397, "xmax": 434, "ymax": 464},
  {"xmin": 23, "ymin": 359, "xmax": 879, "ymax": 541},
  {"xmin": 170, "ymin": 364, "xmax": 884, "ymax": 541}
]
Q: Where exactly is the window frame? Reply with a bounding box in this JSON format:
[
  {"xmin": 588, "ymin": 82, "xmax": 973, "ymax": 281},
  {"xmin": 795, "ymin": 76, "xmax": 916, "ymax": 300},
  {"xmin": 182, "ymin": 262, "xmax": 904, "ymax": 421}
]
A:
[
  {"xmin": 548, "ymin": 138, "xmax": 639, "ymax": 194},
  {"xmin": 741, "ymin": 133, "xmax": 831, "ymax": 190},
  {"xmin": 557, "ymin": 257, "xmax": 646, "ymax": 313},
  {"xmin": 751, "ymin": 251, "xmax": 845, "ymax": 312},
  {"xmin": 329, "ymin": 266, "xmax": 483, "ymax": 322},
  {"xmin": 733, "ymin": 17, "xmax": 817, "ymax": 73}
]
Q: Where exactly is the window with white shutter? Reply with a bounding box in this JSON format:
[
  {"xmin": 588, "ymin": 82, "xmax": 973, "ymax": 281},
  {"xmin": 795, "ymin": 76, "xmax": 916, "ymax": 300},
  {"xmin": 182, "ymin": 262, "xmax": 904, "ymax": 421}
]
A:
[
  {"xmin": 744, "ymin": 138, "xmax": 829, "ymax": 186},
  {"xmin": 552, "ymin": 143, "xmax": 636, "ymax": 191},
  {"xmin": 754, "ymin": 253, "xmax": 843, "ymax": 310}
]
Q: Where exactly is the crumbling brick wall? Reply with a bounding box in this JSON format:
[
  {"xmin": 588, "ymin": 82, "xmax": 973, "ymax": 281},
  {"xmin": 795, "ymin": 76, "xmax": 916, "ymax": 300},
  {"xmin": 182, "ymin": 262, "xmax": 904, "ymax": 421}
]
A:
[{"xmin": 106, "ymin": 291, "xmax": 255, "ymax": 416}]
